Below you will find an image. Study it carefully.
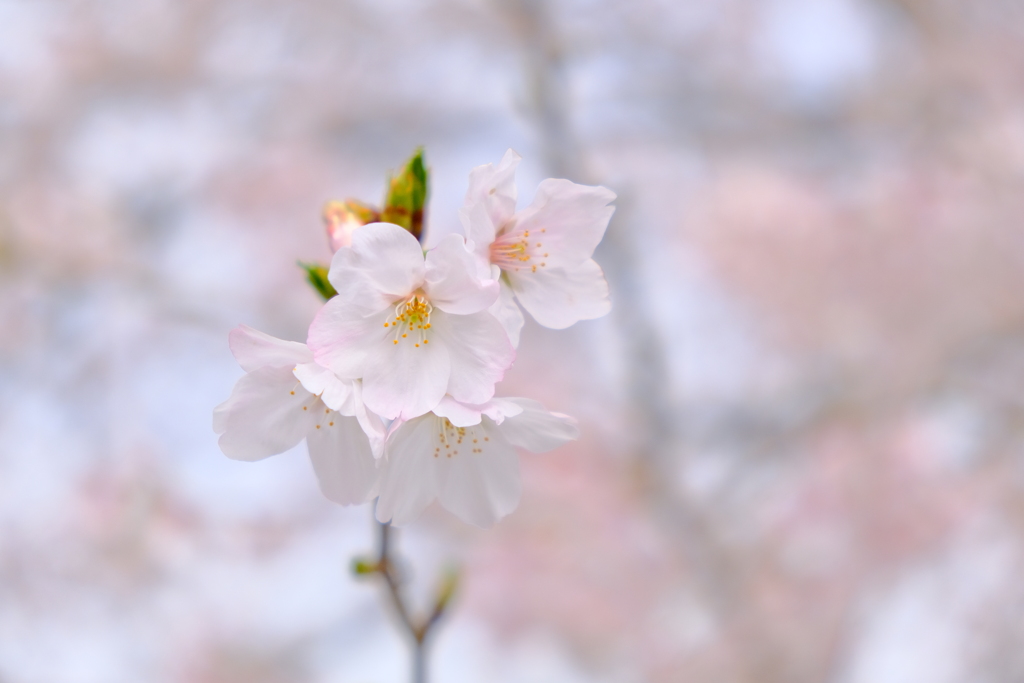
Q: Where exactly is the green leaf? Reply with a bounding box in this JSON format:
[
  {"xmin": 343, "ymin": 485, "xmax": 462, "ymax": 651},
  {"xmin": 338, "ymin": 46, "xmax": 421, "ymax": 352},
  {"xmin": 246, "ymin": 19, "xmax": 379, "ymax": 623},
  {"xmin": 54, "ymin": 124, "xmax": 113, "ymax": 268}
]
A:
[
  {"xmin": 433, "ymin": 566, "xmax": 460, "ymax": 609},
  {"xmin": 299, "ymin": 261, "xmax": 337, "ymax": 301},
  {"xmin": 381, "ymin": 148, "xmax": 428, "ymax": 241},
  {"xmin": 351, "ymin": 557, "xmax": 379, "ymax": 575}
]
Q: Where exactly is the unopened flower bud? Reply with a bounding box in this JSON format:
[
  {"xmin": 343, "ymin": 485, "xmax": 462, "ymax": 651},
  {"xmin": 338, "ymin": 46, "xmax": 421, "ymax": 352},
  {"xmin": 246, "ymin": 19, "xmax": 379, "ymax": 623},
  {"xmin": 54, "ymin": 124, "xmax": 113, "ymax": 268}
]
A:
[
  {"xmin": 381, "ymin": 148, "xmax": 429, "ymax": 242},
  {"xmin": 323, "ymin": 199, "xmax": 379, "ymax": 252}
]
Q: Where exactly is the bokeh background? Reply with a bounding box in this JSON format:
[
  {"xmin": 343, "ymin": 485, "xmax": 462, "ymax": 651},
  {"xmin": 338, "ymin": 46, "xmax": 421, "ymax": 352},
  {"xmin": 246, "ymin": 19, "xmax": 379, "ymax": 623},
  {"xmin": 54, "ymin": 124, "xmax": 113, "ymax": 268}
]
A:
[{"xmin": 3, "ymin": 0, "xmax": 1024, "ymax": 681}]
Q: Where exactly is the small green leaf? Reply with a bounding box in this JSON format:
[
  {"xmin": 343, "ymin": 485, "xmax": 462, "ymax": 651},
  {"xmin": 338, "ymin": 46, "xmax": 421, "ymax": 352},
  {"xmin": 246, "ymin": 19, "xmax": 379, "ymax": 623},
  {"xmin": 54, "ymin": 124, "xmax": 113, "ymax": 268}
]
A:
[
  {"xmin": 434, "ymin": 566, "xmax": 460, "ymax": 609},
  {"xmin": 381, "ymin": 148, "xmax": 428, "ymax": 241},
  {"xmin": 351, "ymin": 557, "xmax": 379, "ymax": 575},
  {"xmin": 299, "ymin": 261, "xmax": 337, "ymax": 301}
]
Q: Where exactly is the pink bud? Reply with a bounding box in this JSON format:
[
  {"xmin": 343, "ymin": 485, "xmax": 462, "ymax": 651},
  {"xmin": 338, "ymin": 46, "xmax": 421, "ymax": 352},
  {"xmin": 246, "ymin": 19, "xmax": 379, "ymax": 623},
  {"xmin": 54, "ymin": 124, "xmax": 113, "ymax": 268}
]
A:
[{"xmin": 323, "ymin": 199, "xmax": 380, "ymax": 252}]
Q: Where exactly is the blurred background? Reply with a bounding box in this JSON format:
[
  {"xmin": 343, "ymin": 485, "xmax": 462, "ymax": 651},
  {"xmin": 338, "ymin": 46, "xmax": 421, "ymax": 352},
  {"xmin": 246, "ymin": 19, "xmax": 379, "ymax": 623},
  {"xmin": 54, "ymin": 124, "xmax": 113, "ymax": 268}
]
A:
[{"xmin": 3, "ymin": 0, "xmax": 1024, "ymax": 681}]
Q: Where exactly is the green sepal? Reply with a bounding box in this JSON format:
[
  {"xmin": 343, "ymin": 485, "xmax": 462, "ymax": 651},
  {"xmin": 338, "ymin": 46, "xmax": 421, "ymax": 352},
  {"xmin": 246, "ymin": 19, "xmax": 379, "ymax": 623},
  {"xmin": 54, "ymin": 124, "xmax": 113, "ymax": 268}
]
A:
[
  {"xmin": 299, "ymin": 261, "xmax": 337, "ymax": 301},
  {"xmin": 381, "ymin": 148, "xmax": 428, "ymax": 241},
  {"xmin": 351, "ymin": 557, "xmax": 379, "ymax": 575}
]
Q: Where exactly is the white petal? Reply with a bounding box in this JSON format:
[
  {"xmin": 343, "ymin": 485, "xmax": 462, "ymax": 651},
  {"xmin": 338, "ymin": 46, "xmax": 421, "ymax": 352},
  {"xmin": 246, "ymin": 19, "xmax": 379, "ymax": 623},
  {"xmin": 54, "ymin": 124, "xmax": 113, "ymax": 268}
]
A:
[
  {"xmin": 432, "ymin": 395, "xmax": 483, "ymax": 427},
  {"xmin": 212, "ymin": 401, "xmax": 230, "ymax": 434},
  {"xmin": 510, "ymin": 178, "xmax": 615, "ymax": 267},
  {"xmin": 361, "ymin": 328, "xmax": 451, "ymax": 420},
  {"xmin": 507, "ymin": 258, "xmax": 611, "ymax": 329},
  {"xmin": 293, "ymin": 362, "xmax": 355, "ymax": 412},
  {"xmin": 432, "ymin": 395, "xmax": 524, "ymax": 428},
  {"xmin": 308, "ymin": 297, "xmax": 390, "ymax": 379},
  {"xmin": 495, "ymin": 398, "xmax": 579, "ymax": 452},
  {"xmin": 489, "ymin": 278, "xmax": 525, "ymax": 348},
  {"xmin": 458, "ymin": 201, "xmax": 499, "ymax": 271},
  {"xmin": 463, "ymin": 148, "xmax": 520, "ymax": 232},
  {"xmin": 436, "ymin": 419, "xmax": 522, "ymax": 528},
  {"xmin": 323, "ymin": 247, "xmax": 395, "ymax": 314},
  {"xmin": 479, "ymin": 397, "xmax": 524, "ymax": 424},
  {"xmin": 350, "ymin": 380, "xmax": 387, "ymax": 459},
  {"xmin": 214, "ymin": 366, "xmax": 319, "ymax": 461},
  {"xmin": 432, "ymin": 310, "xmax": 515, "ymax": 406},
  {"xmin": 328, "ymin": 222, "xmax": 425, "ymax": 306},
  {"xmin": 228, "ymin": 325, "xmax": 312, "ymax": 371},
  {"xmin": 306, "ymin": 413, "xmax": 381, "ymax": 505},
  {"xmin": 375, "ymin": 415, "xmax": 444, "ymax": 526},
  {"xmin": 424, "ymin": 234, "xmax": 499, "ymax": 315}
]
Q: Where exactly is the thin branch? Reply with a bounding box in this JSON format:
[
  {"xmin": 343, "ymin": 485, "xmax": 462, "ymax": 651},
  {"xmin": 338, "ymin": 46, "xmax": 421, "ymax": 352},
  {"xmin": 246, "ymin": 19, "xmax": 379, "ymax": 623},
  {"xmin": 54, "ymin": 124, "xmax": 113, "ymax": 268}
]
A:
[{"xmin": 360, "ymin": 518, "xmax": 456, "ymax": 683}]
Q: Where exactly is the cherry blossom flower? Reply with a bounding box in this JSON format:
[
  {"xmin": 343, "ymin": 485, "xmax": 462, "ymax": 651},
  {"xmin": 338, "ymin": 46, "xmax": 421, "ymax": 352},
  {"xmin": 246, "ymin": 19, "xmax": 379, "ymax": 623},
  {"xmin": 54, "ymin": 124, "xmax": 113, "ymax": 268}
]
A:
[
  {"xmin": 460, "ymin": 149, "xmax": 616, "ymax": 346},
  {"xmin": 213, "ymin": 325, "xmax": 385, "ymax": 505},
  {"xmin": 307, "ymin": 222, "xmax": 515, "ymax": 421},
  {"xmin": 375, "ymin": 396, "xmax": 579, "ymax": 528}
]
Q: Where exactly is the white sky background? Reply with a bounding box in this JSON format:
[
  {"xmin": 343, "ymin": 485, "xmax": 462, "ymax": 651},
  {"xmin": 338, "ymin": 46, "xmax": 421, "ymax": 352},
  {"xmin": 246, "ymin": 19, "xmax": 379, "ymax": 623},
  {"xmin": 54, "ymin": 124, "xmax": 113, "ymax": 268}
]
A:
[{"xmin": 2, "ymin": 0, "xmax": 1023, "ymax": 682}]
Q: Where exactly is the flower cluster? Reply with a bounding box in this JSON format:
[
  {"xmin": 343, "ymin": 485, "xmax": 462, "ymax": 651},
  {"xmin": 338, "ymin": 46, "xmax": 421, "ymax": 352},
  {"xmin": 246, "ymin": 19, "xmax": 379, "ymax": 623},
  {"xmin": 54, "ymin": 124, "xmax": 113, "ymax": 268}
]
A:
[{"xmin": 213, "ymin": 150, "xmax": 615, "ymax": 527}]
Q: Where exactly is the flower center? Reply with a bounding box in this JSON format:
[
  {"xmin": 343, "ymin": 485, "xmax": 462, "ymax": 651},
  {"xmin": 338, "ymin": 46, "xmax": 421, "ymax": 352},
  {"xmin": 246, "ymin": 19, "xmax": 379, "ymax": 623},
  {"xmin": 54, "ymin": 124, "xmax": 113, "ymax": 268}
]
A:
[
  {"xmin": 490, "ymin": 228, "xmax": 549, "ymax": 274},
  {"xmin": 432, "ymin": 418, "xmax": 489, "ymax": 458},
  {"xmin": 383, "ymin": 294, "xmax": 433, "ymax": 348}
]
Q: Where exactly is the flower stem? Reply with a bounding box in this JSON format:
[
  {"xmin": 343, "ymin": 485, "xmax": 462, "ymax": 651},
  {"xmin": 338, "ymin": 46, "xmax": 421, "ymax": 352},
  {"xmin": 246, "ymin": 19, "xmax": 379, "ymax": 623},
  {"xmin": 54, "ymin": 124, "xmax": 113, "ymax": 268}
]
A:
[{"xmin": 367, "ymin": 517, "xmax": 454, "ymax": 683}]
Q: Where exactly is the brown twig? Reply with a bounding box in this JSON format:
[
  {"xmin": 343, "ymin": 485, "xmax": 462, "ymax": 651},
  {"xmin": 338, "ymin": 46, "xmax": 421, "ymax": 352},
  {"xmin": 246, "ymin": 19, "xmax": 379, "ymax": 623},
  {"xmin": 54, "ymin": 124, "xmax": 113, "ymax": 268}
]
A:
[{"xmin": 358, "ymin": 519, "xmax": 456, "ymax": 683}]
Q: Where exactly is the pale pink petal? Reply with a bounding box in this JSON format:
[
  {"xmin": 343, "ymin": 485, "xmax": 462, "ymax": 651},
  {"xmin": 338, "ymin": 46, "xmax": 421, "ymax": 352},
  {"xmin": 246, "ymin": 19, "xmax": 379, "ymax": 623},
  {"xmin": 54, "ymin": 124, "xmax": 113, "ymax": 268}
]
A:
[
  {"xmin": 432, "ymin": 310, "xmax": 515, "ymax": 405},
  {"xmin": 327, "ymin": 222, "xmax": 425, "ymax": 306},
  {"xmin": 495, "ymin": 397, "xmax": 579, "ymax": 452},
  {"xmin": 212, "ymin": 401, "xmax": 230, "ymax": 434},
  {"xmin": 479, "ymin": 397, "xmax": 524, "ymax": 424},
  {"xmin": 292, "ymin": 362, "xmax": 354, "ymax": 412},
  {"xmin": 489, "ymin": 278, "xmax": 525, "ymax": 348},
  {"xmin": 350, "ymin": 381, "xmax": 387, "ymax": 459},
  {"xmin": 323, "ymin": 247, "xmax": 394, "ymax": 314},
  {"xmin": 213, "ymin": 366, "xmax": 319, "ymax": 461},
  {"xmin": 463, "ymin": 148, "xmax": 520, "ymax": 232},
  {"xmin": 228, "ymin": 325, "xmax": 312, "ymax": 372},
  {"xmin": 509, "ymin": 179, "xmax": 615, "ymax": 267},
  {"xmin": 306, "ymin": 413, "xmax": 381, "ymax": 505},
  {"xmin": 361, "ymin": 330, "xmax": 451, "ymax": 420},
  {"xmin": 375, "ymin": 415, "xmax": 444, "ymax": 526},
  {"xmin": 308, "ymin": 297, "xmax": 391, "ymax": 379},
  {"xmin": 507, "ymin": 258, "xmax": 611, "ymax": 329},
  {"xmin": 423, "ymin": 234, "xmax": 499, "ymax": 315},
  {"xmin": 432, "ymin": 395, "xmax": 483, "ymax": 427},
  {"xmin": 435, "ymin": 419, "xmax": 522, "ymax": 528},
  {"xmin": 458, "ymin": 201, "xmax": 498, "ymax": 270}
]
